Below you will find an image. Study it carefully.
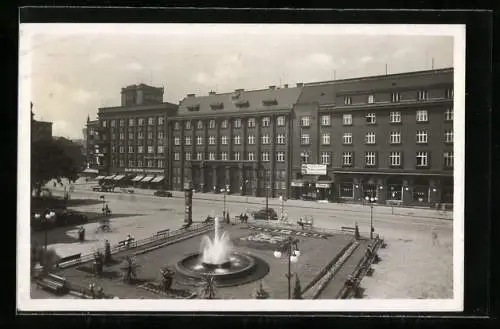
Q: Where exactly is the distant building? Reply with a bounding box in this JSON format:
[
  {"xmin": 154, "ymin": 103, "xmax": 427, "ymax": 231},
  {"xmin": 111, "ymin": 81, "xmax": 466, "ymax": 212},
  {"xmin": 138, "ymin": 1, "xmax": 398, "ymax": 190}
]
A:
[{"xmin": 31, "ymin": 103, "xmax": 52, "ymax": 142}]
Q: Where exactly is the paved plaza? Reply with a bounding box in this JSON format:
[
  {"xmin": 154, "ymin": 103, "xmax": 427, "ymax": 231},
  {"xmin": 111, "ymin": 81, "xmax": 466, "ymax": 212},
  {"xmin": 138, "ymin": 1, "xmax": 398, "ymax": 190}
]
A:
[{"xmin": 32, "ymin": 182, "xmax": 454, "ymax": 299}]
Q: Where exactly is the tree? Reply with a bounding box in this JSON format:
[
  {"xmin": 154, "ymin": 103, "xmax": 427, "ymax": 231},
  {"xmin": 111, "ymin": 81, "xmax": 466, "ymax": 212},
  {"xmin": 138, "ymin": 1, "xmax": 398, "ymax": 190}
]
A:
[
  {"xmin": 31, "ymin": 138, "xmax": 80, "ymax": 196},
  {"xmin": 120, "ymin": 256, "xmax": 140, "ymax": 284},
  {"xmin": 199, "ymin": 275, "xmax": 217, "ymax": 299},
  {"xmin": 53, "ymin": 137, "xmax": 86, "ymax": 172},
  {"xmin": 160, "ymin": 267, "xmax": 175, "ymax": 292},
  {"xmin": 293, "ymin": 273, "xmax": 302, "ymax": 299}
]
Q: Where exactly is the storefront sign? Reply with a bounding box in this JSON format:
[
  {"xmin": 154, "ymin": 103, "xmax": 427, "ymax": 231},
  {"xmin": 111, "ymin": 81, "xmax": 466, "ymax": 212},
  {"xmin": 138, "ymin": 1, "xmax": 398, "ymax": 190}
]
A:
[
  {"xmin": 301, "ymin": 164, "xmax": 327, "ymax": 175},
  {"xmin": 125, "ymin": 168, "xmax": 164, "ymax": 174},
  {"xmin": 290, "ymin": 181, "xmax": 304, "ymax": 187},
  {"xmin": 316, "ymin": 183, "xmax": 331, "ymax": 188}
]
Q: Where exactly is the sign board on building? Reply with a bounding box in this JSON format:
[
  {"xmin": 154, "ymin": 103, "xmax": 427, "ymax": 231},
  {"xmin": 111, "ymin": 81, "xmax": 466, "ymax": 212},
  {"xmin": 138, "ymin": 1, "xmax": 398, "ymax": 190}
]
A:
[
  {"xmin": 124, "ymin": 168, "xmax": 164, "ymax": 174},
  {"xmin": 301, "ymin": 164, "xmax": 327, "ymax": 175}
]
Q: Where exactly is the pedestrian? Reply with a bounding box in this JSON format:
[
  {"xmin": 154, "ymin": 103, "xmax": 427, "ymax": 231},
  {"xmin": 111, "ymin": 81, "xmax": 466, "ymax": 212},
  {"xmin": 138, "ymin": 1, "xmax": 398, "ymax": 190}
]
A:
[{"xmin": 104, "ymin": 240, "xmax": 111, "ymax": 263}]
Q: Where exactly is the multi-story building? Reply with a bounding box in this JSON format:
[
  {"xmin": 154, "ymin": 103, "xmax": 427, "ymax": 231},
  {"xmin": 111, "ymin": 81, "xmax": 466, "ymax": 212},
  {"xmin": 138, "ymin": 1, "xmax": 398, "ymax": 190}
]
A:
[
  {"xmin": 290, "ymin": 68, "xmax": 454, "ymax": 206},
  {"xmin": 92, "ymin": 84, "xmax": 178, "ymax": 186},
  {"xmin": 168, "ymin": 85, "xmax": 302, "ymax": 196},
  {"xmin": 88, "ymin": 68, "xmax": 454, "ymax": 206},
  {"xmin": 85, "ymin": 118, "xmax": 101, "ymax": 170},
  {"xmin": 31, "ymin": 104, "xmax": 53, "ymax": 143}
]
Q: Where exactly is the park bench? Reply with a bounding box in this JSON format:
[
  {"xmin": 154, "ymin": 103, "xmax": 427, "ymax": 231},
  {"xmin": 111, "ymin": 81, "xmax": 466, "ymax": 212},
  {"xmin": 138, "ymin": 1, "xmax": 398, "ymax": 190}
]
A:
[
  {"xmin": 57, "ymin": 253, "xmax": 81, "ymax": 266},
  {"xmin": 297, "ymin": 219, "xmax": 314, "ymax": 230},
  {"xmin": 341, "ymin": 226, "xmax": 356, "ymax": 234},
  {"xmin": 118, "ymin": 238, "xmax": 135, "ymax": 248},
  {"xmin": 36, "ymin": 273, "xmax": 68, "ymax": 294},
  {"xmin": 156, "ymin": 229, "xmax": 170, "ymax": 237}
]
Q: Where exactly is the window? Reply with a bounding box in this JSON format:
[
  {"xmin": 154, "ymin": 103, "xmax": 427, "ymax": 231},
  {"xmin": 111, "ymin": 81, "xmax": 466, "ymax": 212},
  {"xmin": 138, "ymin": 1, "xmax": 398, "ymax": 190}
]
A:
[
  {"xmin": 416, "ymin": 110, "xmax": 428, "ymax": 122},
  {"xmin": 445, "ymin": 108, "xmax": 453, "ymax": 121},
  {"xmin": 137, "ymin": 160, "xmax": 143, "ymax": 168},
  {"xmin": 138, "ymin": 146, "xmax": 144, "ymax": 153},
  {"xmin": 321, "ymin": 152, "xmax": 330, "ymax": 165},
  {"xmin": 197, "ymin": 136, "xmax": 203, "ymax": 145},
  {"xmin": 446, "ymin": 88, "xmax": 454, "ymax": 99},
  {"xmin": 248, "ymin": 118, "xmax": 256, "ymax": 128},
  {"xmin": 128, "ymin": 146, "xmax": 134, "ymax": 153},
  {"xmin": 158, "ymin": 117, "xmax": 165, "ymax": 125},
  {"xmin": 418, "ymin": 90, "xmax": 428, "ymax": 101},
  {"xmin": 390, "ymin": 131, "xmax": 401, "ymax": 144},
  {"xmin": 344, "ymin": 96, "xmax": 352, "ymax": 105},
  {"xmin": 342, "ymin": 152, "xmax": 353, "ymax": 166},
  {"xmin": 248, "ymin": 135, "xmax": 255, "ymax": 144},
  {"xmin": 343, "ymin": 114, "xmax": 353, "ymax": 125},
  {"xmin": 128, "ymin": 160, "xmax": 134, "ymax": 168},
  {"xmin": 221, "ymin": 152, "xmax": 228, "ymax": 161},
  {"xmin": 221, "ymin": 136, "xmax": 228, "ymax": 145},
  {"xmin": 174, "ymin": 137, "xmax": 180, "ymax": 145},
  {"xmin": 320, "ymin": 115, "xmax": 330, "ymax": 126},
  {"xmin": 300, "ymin": 151, "xmax": 310, "ymax": 164},
  {"xmin": 248, "ymin": 152, "xmax": 255, "ymax": 161},
  {"xmin": 209, "ymin": 136, "xmax": 216, "ymax": 145},
  {"xmin": 102, "ymin": 120, "xmax": 107, "ymax": 128},
  {"xmin": 147, "ymin": 146, "xmax": 154, "ymax": 154},
  {"xmin": 234, "ymin": 152, "xmax": 241, "ymax": 161},
  {"xmin": 157, "ymin": 146, "xmax": 164, "ymax": 153},
  {"xmin": 300, "ymin": 134, "xmax": 310, "ymax": 145},
  {"xmin": 365, "ymin": 152, "xmax": 376, "ymax": 166},
  {"xmin": 139, "ymin": 118, "xmax": 145, "ymax": 126},
  {"xmin": 444, "ymin": 130, "xmax": 454, "ymax": 144},
  {"xmin": 391, "ymin": 92, "xmax": 400, "ymax": 103},
  {"xmin": 277, "ymin": 116, "xmax": 286, "ymax": 126},
  {"xmin": 416, "ymin": 152, "xmax": 429, "ymax": 167},
  {"xmin": 209, "ymin": 120, "xmax": 216, "ymax": 129},
  {"xmin": 119, "ymin": 132, "xmax": 124, "ymax": 140},
  {"xmin": 261, "ymin": 152, "xmax": 270, "ymax": 162},
  {"xmin": 158, "ymin": 131, "xmax": 164, "ymax": 140},
  {"xmin": 129, "ymin": 118, "xmax": 135, "ymax": 127},
  {"xmin": 119, "ymin": 119, "xmax": 125, "ymax": 127},
  {"xmin": 111, "ymin": 120, "xmax": 116, "ymax": 127},
  {"xmin": 276, "ymin": 152, "xmax": 285, "ymax": 162},
  {"xmin": 300, "ymin": 116, "xmax": 311, "ymax": 127},
  {"xmin": 197, "ymin": 152, "xmax": 203, "ymax": 160},
  {"xmin": 221, "ymin": 120, "xmax": 228, "ymax": 129},
  {"xmin": 365, "ymin": 132, "xmax": 376, "ymax": 144},
  {"xmin": 390, "ymin": 111, "xmax": 401, "ymax": 123},
  {"xmin": 234, "ymin": 119, "xmax": 241, "ymax": 128},
  {"xmin": 276, "ymin": 134, "xmax": 286, "ymax": 144},
  {"xmin": 138, "ymin": 131, "xmax": 144, "ymax": 139},
  {"xmin": 119, "ymin": 146, "xmax": 125, "ymax": 153},
  {"xmin": 148, "ymin": 131, "xmax": 153, "ymax": 139},
  {"xmin": 444, "ymin": 152, "xmax": 454, "ymax": 168},
  {"xmin": 158, "ymin": 160, "xmax": 164, "ymax": 168},
  {"xmin": 321, "ymin": 133, "xmax": 331, "ymax": 145},
  {"xmin": 209, "ymin": 152, "xmax": 216, "ymax": 160},
  {"xmin": 343, "ymin": 133, "xmax": 352, "ymax": 145},
  {"xmin": 234, "ymin": 135, "xmax": 241, "ymax": 145},
  {"xmin": 389, "ymin": 152, "xmax": 401, "ymax": 167},
  {"xmin": 128, "ymin": 132, "xmax": 134, "ymax": 140},
  {"xmin": 148, "ymin": 117, "xmax": 155, "ymax": 125},
  {"xmin": 261, "ymin": 134, "xmax": 270, "ymax": 144},
  {"xmin": 119, "ymin": 159, "xmax": 124, "ymax": 167},
  {"xmin": 197, "ymin": 120, "xmax": 204, "ymax": 129},
  {"xmin": 174, "ymin": 122, "xmax": 180, "ymax": 130},
  {"xmin": 262, "ymin": 117, "xmax": 271, "ymax": 127},
  {"xmin": 368, "ymin": 95, "xmax": 375, "ymax": 104},
  {"xmin": 185, "ymin": 152, "xmax": 191, "ymax": 161},
  {"xmin": 147, "ymin": 160, "xmax": 153, "ymax": 168},
  {"xmin": 366, "ymin": 113, "xmax": 376, "ymax": 124},
  {"xmin": 416, "ymin": 130, "xmax": 428, "ymax": 144},
  {"xmin": 185, "ymin": 121, "xmax": 191, "ymax": 130},
  {"xmin": 185, "ymin": 136, "xmax": 192, "ymax": 145}
]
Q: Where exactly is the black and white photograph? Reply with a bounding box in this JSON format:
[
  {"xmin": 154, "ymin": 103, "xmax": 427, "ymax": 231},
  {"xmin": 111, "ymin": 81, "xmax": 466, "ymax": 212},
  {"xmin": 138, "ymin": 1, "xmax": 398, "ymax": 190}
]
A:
[{"xmin": 18, "ymin": 23, "xmax": 465, "ymax": 312}]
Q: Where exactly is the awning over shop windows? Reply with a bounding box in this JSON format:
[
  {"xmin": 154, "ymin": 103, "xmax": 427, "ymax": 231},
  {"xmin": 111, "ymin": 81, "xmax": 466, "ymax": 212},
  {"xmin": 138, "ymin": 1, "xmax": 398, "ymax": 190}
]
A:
[
  {"xmin": 151, "ymin": 176, "xmax": 165, "ymax": 183},
  {"xmin": 291, "ymin": 180, "xmax": 304, "ymax": 187},
  {"xmin": 83, "ymin": 168, "xmax": 99, "ymax": 174},
  {"xmin": 104, "ymin": 175, "xmax": 116, "ymax": 180},
  {"xmin": 95, "ymin": 175, "xmax": 105, "ymax": 180},
  {"xmin": 132, "ymin": 175, "xmax": 145, "ymax": 182},
  {"xmin": 316, "ymin": 181, "xmax": 334, "ymax": 188},
  {"xmin": 113, "ymin": 175, "xmax": 126, "ymax": 181},
  {"xmin": 141, "ymin": 176, "xmax": 155, "ymax": 183}
]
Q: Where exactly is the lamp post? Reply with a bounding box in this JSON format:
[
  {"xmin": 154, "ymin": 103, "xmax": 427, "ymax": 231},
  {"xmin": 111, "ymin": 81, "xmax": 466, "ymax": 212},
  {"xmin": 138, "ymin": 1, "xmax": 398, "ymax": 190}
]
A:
[
  {"xmin": 273, "ymin": 237, "xmax": 300, "ymax": 299},
  {"xmin": 364, "ymin": 195, "xmax": 378, "ymax": 239},
  {"xmin": 36, "ymin": 211, "xmax": 55, "ymax": 251},
  {"xmin": 221, "ymin": 184, "xmax": 229, "ymax": 215},
  {"xmin": 279, "ymin": 195, "xmax": 285, "ymax": 220},
  {"xmin": 99, "ymin": 195, "xmax": 106, "ymax": 214}
]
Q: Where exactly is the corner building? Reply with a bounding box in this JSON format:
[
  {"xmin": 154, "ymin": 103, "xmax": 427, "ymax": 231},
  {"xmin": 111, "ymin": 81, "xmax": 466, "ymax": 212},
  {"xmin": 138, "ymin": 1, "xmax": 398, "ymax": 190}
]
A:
[{"xmin": 168, "ymin": 85, "xmax": 302, "ymax": 197}]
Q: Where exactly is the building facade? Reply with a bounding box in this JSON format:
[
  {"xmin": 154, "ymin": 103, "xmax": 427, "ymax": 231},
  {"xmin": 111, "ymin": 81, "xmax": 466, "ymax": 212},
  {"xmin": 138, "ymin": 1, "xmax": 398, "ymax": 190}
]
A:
[
  {"xmin": 88, "ymin": 68, "xmax": 454, "ymax": 206},
  {"xmin": 31, "ymin": 107, "xmax": 53, "ymax": 143}
]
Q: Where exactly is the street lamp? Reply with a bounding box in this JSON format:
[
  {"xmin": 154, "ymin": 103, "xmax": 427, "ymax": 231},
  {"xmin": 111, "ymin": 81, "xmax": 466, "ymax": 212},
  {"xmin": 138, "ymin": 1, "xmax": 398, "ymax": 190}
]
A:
[
  {"xmin": 364, "ymin": 195, "xmax": 378, "ymax": 239},
  {"xmin": 36, "ymin": 211, "xmax": 55, "ymax": 251},
  {"xmin": 273, "ymin": 237, "xmax": 301, "ymax": 299},
  {"xmin": 221, "ymin": 184, "xmax": 230, "ymax": 215},
  {"xmin": 279, "ymin": 195, "xmax": 285, "ymax": 221}
]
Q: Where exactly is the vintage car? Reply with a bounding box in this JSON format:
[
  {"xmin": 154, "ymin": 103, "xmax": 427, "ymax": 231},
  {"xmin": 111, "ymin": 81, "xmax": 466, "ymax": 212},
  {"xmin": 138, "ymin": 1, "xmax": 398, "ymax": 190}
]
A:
[
  {"xmin": 252, "ymin": 208, "xmax": 278, "ymax": 220},
  {"xmin": 153, "ymin": 189, "xmax": 173, "ymax": 197}
]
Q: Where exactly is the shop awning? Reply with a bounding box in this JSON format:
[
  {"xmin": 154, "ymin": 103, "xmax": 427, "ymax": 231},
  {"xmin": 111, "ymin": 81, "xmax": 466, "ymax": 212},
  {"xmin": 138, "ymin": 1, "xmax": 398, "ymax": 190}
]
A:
[
  {"xmin": 82, "ymin": 168, "xmax": 99, "ymax": 174},
  {"xmin": 95, "ymin": 175, "xmax": 105, "ymax": 180},
  {"xmin": 104, "ymin": 175, "xmax": 116, "ymax": 180},
  {"xmin": 141, "ymin": 176, "xmax": 155, "ymax": 183},
  {"xmin": 316, "ymin": 180, "xmax": 334, "ymax": 188},
  {"xmin": 131, "ymin": 175, "xmax": 145, "ymax": 182},
  {"xmin": 151, "ymin": 176, "xmax": 165, "ymax": 183},
  {"xmin": 291, "ymin": 180, "xmax": 304, "ymax": 187},
  {"xmin": 113, "ymin": 175, "xmax": 126, "ymax": 181}
]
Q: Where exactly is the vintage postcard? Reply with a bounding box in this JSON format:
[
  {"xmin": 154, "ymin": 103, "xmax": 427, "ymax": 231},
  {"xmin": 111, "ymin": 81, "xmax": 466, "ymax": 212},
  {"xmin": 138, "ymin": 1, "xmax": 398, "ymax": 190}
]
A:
[{"xmin": 18, "ymin": 23, "xmax": 465, "ymax": 312}]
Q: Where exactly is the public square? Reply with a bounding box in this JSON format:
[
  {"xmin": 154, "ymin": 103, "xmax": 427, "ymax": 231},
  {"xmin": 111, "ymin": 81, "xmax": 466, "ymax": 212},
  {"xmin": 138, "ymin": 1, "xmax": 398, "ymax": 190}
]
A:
[{"xmin": 31, "ymin": 181, "xmax": 453, "ymax": 299}]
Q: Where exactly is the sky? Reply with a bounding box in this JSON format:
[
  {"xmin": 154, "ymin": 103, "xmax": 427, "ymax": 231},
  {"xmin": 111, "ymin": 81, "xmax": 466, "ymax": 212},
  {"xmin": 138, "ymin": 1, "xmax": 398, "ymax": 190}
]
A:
[{"xmin": 22, "ymin": 24, "xmax": 455, "ymax": 139}]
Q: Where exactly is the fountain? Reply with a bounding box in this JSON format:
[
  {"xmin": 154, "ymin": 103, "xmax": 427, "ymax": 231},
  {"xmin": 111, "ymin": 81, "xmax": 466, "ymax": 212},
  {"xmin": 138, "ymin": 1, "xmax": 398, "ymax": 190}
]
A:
[{"xmin": 176, "ymin": 217, "xmax": 269, "ymax": 287}]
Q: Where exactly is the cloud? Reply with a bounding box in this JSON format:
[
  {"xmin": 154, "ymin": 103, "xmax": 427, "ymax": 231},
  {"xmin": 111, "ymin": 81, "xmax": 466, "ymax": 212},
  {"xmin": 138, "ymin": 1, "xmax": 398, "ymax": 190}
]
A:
[
  {"xmin": 90, "ymin": 52, "xmax": 115, "ymax": 63},
  {"xmin": 360, "ymin": 56, "xmax": 374, "ymax": 64},
  {"xmin": 191, "ymin": 53, "xmax": 246, "ymax": 88},
  {"xmin": 307, "ymin": 53, "xmax": 335, "ymax": 66},
  {"xmin": 73, "ymin": 88, "xmax": 94, "ymax": 104},
  {"xmin": 392, "ymin": 47, "xmax": 413, "ymax": 59},
  {"xmin": 126, "ymin": 62, "xmax": 144, "ymax": 71}
]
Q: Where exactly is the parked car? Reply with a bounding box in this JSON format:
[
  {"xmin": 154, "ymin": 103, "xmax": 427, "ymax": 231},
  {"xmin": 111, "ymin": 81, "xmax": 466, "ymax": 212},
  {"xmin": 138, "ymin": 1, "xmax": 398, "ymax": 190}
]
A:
[
  {"xmin": 252, "ymin": 208, "xmax": 278, "ymax": 220},
  {"xmin": 154, "ymin": 190, "xmax": 173, "ymax": 197}
]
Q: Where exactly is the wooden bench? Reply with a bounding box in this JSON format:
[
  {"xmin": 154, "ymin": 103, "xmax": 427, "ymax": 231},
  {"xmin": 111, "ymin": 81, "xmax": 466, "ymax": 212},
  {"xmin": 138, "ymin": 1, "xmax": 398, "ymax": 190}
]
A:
[
  {"xmin": 156, "ymin": 229, "xmax": 170, "ymax": 237},
  {"xmin": 36, "ymin": 273, "xmax": 68, "ymax": 294},
  {"xmin": 118, "ymin": 238, "xmax": 135, "ymax": 248},
  {"xmin": 57, "ymin": 253, "xmax": 81, "ymax": 266},
  {"xmin": 341, "ymin": 226, "xmax": 356, "ymax": 233}
]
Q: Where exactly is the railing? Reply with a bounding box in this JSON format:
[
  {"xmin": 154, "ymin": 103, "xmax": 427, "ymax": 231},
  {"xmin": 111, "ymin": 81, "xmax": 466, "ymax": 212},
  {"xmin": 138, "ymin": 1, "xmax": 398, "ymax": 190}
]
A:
[{"xmin": 57, "ymin": 222, "xmax": 213, "ymax": 269}]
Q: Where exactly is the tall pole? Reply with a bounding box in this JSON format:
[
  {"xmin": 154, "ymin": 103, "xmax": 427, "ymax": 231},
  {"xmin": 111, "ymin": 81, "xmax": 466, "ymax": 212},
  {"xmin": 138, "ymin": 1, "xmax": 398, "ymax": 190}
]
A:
[
  {"xmin": 370, "ymin": 204, "xmax": 373, "ymax": 239},
  {"xmin": 287, "ymin": 242, "xmax": 291, "ymax": 299},
  {"xmin": 266, "ymin": 180, "xmax": 269, "ymax": 222}
]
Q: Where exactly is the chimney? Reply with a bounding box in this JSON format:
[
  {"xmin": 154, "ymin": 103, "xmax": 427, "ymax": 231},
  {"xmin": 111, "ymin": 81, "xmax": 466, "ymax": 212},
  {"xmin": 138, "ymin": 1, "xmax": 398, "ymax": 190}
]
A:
[
  {"xmin": 284, "ymin": 84, "xmax": 288, "ymax": 88},
  {"xmin": 209, "ymin": 91, "xmax": 216, "ymax": 96},
  {"xmin": 269, "ymin": 85, "xmax": 276, "ymax": 90},
  {"xmin": 296, "ymin": 82, "xmax": 304, "ymax": 87},
  {"xmin": 187, "ymin": 93, "xmax": 196, "ymax": 98}
]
